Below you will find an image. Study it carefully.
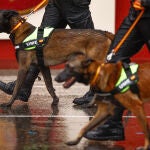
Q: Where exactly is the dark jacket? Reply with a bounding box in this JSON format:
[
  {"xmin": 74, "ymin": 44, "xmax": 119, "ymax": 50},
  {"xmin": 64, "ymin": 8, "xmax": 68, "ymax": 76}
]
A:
[
  {"xmin": 53, "ymin": 0, "xmax": 91, "ymax": 9},
  {"xmin": 50, "ymin": 0, "xmax": 91, "ymax": 20}
]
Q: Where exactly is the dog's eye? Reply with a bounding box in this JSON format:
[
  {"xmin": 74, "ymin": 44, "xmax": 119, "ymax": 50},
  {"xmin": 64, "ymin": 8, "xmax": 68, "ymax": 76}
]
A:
[{"xmin": 65, "ymin": 64, "xmax": 74, "ymax": 72}]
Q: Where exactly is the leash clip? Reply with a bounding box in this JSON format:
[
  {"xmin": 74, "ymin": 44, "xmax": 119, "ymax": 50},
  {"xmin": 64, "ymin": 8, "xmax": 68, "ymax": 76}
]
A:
[{"xmin": 106, "ymin": 49, "xmax": 115, "ymax": 61}]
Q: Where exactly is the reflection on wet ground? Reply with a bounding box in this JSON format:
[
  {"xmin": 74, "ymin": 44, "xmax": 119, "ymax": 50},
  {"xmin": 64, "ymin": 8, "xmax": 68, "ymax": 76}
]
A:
[
  {"xmin": 0, "ymin": 103, "xmax": 124, "ymax": 150},
  {"xmin": 0, "ymin": 69, "xmax": 147, "ymax": 150}
]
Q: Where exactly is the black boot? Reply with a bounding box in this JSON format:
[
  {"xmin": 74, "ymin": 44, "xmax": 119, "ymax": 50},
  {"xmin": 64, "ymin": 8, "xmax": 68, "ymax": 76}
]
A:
[
  {"xmin": 73, "ymin": 87, "xmax": 95, "ymax": 105},
  {"xmin": 0, "ymin": 80, "xmax": 15, "ymax": 95},
  {"xmin": 84, "ymin": 106, "xmax": 125, "ymax": 141},
  {"xmin": 0, "ymin": 64, "xmax": 40, "ymax": 102}
]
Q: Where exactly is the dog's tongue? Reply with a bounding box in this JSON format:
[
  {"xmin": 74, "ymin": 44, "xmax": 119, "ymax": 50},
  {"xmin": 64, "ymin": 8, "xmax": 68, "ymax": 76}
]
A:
[{"xmin": 63, "ymin": 77, "xmax": 76, "ymax": 88}]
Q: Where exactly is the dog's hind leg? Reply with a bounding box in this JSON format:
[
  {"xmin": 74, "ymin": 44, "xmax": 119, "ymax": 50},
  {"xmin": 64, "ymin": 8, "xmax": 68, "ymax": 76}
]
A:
[
  {"xmin": 66, "ymin": 101, "xmax": 115, "ymax": 145},
  {"xmin": 0, "ymin": 68, "xmax": 28, "ymax": 107},
  {"xmin": 40, "ymin": 66, "xmax": 59, "ymax": 105},
  {"xmin": 116, "ymin": 93, "xmax": 150, "ymax": 150},
  {"xmin": 132, "ymin": 105, "xmax": 150, "ymax": 150}
]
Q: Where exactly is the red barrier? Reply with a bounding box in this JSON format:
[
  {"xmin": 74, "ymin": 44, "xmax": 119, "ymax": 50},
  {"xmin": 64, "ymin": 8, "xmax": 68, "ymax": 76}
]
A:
[{"xmin": 0, "ymin": 40, "xmax": 18, "ymax": 69}]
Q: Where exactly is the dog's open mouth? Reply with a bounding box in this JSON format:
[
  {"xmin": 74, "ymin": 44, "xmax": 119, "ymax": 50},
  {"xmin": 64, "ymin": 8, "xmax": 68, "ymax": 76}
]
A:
[{"xmin": 63, "ymin": 77, "xmax": 76, "ymax": 88}]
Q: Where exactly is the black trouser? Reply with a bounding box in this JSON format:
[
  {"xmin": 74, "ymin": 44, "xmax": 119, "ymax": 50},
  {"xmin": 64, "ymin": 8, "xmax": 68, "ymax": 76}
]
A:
[
  {"xmin": 41, "ymin": 0, "xmax": 94, "ymax": 29},
  {"xmin": 107, "ymin": 16, "xmax": 150, "ymax": 62}
]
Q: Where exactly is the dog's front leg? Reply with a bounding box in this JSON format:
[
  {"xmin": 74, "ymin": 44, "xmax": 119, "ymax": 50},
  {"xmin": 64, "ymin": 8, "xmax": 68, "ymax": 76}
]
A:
[
  {"xmin": 66, "ymin": 101, "xmax": 113, "ymax": 145},
  {"xmin": 0, "ymin": 69, "xmax": 28, "ymax": 107},
  {"xmin": 116, "ymin": 93, "xmax": 150, "ymax": 150},
  {"xmin": 40, "ymin": 66, "xmax": 59, "ymax": 105}
]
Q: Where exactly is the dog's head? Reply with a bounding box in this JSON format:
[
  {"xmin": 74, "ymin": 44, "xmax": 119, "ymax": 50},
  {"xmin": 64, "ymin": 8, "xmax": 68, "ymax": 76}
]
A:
[
  {"xmin": 55, "ymin": 53, "xmax": 103, "ymax": 88},
  {"xmin": 0, "ymin": 10, "xmax": 19, "ymax": 33},
  {"xmin": 55, "ymin": 53, "xmax": 91, "ymax": 88},
  {"xmin": 55, "ymin": 54, "xmax": 122, "ymax": 92}
]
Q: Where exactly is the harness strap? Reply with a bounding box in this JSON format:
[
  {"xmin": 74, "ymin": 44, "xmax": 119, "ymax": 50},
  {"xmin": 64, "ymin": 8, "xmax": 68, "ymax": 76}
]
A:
[
  {"xmin": 15, "ymin": 38, "xmax": 48, "ymax": 50},
  {"xmin": 36, "ymin": 27, "xmax": 45, "ymax": 66},
  {"xmin": 110, "ymin": 62, "xmax": 139, "ymax": 96},
  {"xmin": 9, "ymin": 33, "xmax": 19, "ymax": 62},
  {"xmin": 122, "ymin": 62, "xmax": 139, "ymax": 95},
  {"xmin": 111, "ymin": 73, "xmax": 139, "ymax": 94}
]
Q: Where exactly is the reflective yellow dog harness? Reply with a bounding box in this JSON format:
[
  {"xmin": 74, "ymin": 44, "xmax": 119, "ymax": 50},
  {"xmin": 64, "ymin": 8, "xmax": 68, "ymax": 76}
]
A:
[{"xmin": 15, "ymin": 27, "xmax": 54, "ymax": 51}]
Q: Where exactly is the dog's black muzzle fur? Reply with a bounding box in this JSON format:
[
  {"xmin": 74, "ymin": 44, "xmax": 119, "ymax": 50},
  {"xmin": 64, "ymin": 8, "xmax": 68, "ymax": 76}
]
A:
[{"xmin": 55, "ymin": 66, "xmax": 90, "ymax": 86}]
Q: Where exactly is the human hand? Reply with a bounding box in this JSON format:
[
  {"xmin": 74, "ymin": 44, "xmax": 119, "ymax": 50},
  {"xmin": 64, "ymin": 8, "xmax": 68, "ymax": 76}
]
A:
[{"xmin": 133, "ymin": 0, "xmax": 144, "ymax": 10}]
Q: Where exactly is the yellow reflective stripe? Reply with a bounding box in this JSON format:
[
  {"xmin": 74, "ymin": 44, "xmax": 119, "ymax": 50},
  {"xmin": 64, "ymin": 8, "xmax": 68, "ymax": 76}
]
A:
[
  {"xmin": 23, "ymin": 27, "xmax": 54, "ymax": 43},
  {"xmin": 25, "ymin": 46, "xmax": 36, "ymax": 50},
  {"xmin": 44, "ymin": 27, "xmax": 54, "ymax": 37},
  {"xmin": 23, "ymin": 28, "xmax": 38, "ymax": 42},
  {"xmin": 115, "ymin": 64, "xmax": 138, "ymax": 93}
]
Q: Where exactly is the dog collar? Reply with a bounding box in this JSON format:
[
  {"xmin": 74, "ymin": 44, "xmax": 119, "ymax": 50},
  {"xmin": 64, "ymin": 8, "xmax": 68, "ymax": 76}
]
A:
[
  {"xmin": 90, "ymin": 63, "xmax": 104, "ymax": 86},
  {"xmin": 10, "ymin": 17, "xmax": 26, "ymax": 33}
]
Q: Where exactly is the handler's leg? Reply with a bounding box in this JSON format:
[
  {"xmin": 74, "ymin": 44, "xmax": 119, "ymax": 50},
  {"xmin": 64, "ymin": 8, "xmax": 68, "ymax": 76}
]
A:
[
  {"xmin": 0, "ymin": 64, "xmax": 39, "ymax": 102},
  {"xmin": 66, "ymin": 0, "xmax": 95, "ymax": 105}
]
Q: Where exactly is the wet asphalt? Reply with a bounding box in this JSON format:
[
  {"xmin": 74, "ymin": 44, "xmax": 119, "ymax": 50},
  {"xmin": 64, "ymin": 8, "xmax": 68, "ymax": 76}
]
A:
[{"xmin": 0, "ymin": 69, "xmax": 145, "ymax": 150}]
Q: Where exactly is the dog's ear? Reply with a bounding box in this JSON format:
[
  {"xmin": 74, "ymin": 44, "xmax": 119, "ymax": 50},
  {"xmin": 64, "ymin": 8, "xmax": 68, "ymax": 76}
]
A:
[
  {"xmin": 3, "ymin": 10, "xmax": 19, "ymax": 19},
  {"xmin": 99, "ymin": 61, "xmax": 122, "ymax": 91},
  {"xmin": 81, "ymin": 59, "xmax": 94, "ymax": 68},
  {"xmin": 99, "ymin": 63, "xmax": 113, "ymax": 91}
]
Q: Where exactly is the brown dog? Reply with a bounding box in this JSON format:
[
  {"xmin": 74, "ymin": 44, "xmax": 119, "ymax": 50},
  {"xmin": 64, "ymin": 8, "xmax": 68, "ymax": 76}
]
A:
[
  {"xmin": 0, "ymin": 10, "xmax": 113, "ymax": 107},
  {"xmin": 55, "ymin": 56, "xmax": 150, "ymax": 150}
]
